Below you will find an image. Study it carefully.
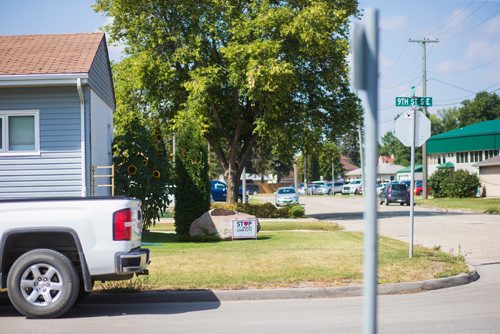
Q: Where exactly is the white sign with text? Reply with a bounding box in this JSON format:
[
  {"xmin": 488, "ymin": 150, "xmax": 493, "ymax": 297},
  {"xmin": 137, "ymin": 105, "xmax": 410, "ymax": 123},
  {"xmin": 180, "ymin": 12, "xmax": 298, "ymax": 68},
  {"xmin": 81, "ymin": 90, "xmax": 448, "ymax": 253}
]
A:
[{"xmin": 232, "ymin": 219, "xmax": 258, "ymax": 239}]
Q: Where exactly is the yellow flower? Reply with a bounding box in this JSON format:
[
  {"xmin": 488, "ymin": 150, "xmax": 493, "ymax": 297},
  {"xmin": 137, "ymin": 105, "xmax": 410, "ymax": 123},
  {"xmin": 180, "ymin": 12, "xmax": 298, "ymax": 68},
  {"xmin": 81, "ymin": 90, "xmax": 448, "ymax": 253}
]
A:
[
  {"xmin": 128, "ymin": 164, "xmax": 137, "ymax": 175},
  {"xmin": 153, "ymin": 170, "xmax": 161, "ymax": 179},
  {"xmin": 142, "ymin": 159, "xmax": 148, "ymax": 166}
]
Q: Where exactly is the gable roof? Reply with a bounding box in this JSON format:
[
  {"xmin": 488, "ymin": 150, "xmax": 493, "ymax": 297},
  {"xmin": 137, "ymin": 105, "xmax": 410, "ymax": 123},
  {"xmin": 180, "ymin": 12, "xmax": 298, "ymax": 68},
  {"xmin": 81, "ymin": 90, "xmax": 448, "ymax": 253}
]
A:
[
  {"xmin": 0, "ymin": 33, "xmax": 105, "ymax": 76},
  {"xmin": 477, "ymin": 155, "xmax": 500, "ymax": 167}
]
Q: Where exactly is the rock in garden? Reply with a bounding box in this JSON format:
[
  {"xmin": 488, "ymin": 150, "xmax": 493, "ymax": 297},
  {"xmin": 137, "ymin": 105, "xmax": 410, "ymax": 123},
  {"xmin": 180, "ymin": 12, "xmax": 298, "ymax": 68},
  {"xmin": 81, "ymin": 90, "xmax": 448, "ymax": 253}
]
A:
[{"xmin": 189, "ymin": 209, "xmax": 259, "ymax": 240}]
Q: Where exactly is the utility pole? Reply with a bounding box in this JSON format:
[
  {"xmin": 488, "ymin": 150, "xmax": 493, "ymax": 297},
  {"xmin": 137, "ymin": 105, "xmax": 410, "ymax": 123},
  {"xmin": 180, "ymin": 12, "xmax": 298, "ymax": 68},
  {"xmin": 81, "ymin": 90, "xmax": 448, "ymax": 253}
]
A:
[{"xmin": 409, "ymin": 37, "xmax": 438, "ymax": 199}]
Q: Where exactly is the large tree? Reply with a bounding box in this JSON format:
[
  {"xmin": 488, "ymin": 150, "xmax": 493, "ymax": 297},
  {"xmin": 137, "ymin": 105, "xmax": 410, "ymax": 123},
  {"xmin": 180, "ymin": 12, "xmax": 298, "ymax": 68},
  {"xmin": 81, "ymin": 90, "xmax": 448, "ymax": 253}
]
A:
[{"xmin": 95, "ymin": 0, "xmax": 361, "ymax": 203}]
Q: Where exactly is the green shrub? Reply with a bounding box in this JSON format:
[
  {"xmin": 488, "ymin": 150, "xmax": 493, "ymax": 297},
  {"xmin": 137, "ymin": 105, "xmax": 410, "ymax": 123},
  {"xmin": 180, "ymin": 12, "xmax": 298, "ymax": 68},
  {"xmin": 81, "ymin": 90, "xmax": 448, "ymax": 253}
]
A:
[
  {"xmin": 173, "ymin": 114, "xmax": 210, "ymax": 237},
  {"xmin": 211, "ymin": 202, "xmax": 305, "ymax": 218},
  {"xmin": 430, "ymin": 169, "xmax": 480, "ymax": 198},
  {"xmin": 288, "ymin": 205, "xmax": 305, "ymax": 218}
]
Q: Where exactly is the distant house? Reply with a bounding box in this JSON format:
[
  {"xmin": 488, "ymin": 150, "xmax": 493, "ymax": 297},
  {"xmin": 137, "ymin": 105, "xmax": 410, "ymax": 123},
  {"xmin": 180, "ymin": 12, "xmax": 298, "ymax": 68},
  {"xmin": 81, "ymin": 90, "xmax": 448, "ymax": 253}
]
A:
[
  {"xmin": 0, "ymin": 33, "xmax": 115, "ymax": 198},
  {"xmin": 344, "ymin": 156, "xmax": 403, "ymax": 182},
  {"xmin": 396, "ymin": 164, "xmax": 423, "ymax": 181},
  {"xmin": 476, "ymin": 155, "xmax": 500, "ymax": 197},
  {"xmin": 427, "ymin": 120, "xmax": 500, "ymax": 176}
]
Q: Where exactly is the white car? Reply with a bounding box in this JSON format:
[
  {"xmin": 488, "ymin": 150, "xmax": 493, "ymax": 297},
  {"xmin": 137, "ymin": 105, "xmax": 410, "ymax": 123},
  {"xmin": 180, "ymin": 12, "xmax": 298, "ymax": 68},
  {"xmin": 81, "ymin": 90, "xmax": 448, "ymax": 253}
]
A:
[
  {"xmin": 275, "ymin": 187, "xmax": 300, "ymax": 206},
  {"xmin": 342, "ymin": 180, "xmax": 363, "ymax": 195}
]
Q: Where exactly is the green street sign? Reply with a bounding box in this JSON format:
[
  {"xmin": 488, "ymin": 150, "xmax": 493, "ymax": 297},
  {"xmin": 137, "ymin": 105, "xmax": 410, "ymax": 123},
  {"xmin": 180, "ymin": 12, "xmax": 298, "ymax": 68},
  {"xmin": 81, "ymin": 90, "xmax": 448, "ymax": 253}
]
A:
[{"xmin": 395, "ymin": 96, "xmax": 433, "ymax": 107}]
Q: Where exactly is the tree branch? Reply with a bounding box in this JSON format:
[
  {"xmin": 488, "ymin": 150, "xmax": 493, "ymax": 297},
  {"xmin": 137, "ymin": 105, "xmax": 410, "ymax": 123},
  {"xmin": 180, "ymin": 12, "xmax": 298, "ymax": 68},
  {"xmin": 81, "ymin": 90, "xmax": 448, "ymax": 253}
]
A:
[
  {"xmin": 211, "ymin": 100, "xmax": 231, "ymax": 141},
  {"xmin": 229, "ymin": 89, "xmax": 242, "ymax": 163},
  {"xmin": 205, "ymin": 134, "xmax": 228, "ymax": 170}
]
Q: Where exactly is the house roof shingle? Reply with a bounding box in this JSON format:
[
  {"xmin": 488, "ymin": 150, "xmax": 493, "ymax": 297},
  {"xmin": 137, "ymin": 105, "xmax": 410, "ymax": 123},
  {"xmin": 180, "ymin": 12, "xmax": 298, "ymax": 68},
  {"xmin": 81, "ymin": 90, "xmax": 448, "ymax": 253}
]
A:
[{"xmin": 0, "ymin": 33, "xmax": 105, "ymax": 76}]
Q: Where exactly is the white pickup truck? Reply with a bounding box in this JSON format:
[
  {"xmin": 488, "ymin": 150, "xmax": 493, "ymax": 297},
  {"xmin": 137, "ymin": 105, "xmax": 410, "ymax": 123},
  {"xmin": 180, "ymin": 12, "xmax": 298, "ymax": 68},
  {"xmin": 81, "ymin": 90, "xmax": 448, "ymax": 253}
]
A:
[{"xmin": 0, "ymin": 197, "xmax": 150, "ymax": 318}]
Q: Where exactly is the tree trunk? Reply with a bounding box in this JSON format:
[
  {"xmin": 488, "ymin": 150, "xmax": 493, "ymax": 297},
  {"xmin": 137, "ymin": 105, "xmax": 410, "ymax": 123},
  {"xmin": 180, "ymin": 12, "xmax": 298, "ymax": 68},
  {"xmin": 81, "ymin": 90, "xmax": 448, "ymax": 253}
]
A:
[{"xmin": 224, "ymin": 163, "xmax": 240, "ymax": 204}]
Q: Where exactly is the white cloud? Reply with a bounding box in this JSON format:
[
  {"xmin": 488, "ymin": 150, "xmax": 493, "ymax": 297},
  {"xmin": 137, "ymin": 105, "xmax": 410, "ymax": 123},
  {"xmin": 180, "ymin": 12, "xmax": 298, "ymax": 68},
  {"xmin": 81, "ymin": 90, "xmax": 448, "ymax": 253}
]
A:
[
  {"xmin": 380, "ymin": 15, "xmax": 408, "ymax": 31},
  {"xmin": 465, "ymin": 39, "xmax": 500, "ymax": 61},
  {"xmin": 484, "ymin": 15, "xmax": 500, "ymax": 36}
]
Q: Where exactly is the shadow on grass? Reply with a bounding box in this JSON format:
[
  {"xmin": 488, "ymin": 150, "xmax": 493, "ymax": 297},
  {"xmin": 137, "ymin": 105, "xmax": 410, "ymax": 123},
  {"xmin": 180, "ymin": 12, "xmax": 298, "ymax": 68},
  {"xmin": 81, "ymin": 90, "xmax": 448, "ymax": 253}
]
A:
[{"xmin": 142, "ymin": 231, "xmax": 272, "ymax": 244}]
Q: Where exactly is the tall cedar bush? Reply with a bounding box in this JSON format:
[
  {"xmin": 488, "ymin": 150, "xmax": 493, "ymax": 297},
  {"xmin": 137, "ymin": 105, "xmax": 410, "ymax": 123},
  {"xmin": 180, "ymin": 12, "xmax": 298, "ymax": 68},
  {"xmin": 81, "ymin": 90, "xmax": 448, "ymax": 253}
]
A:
[
  {"xmin": 113, "ymin": 118, "xmax": 171, "ymax": 229},
  {"xmin": 174, "ymin": 115, "xmax": 210, "ymax": 237},
  {"xmin": 430, "ymin": 169, "xmax": 480, "ymax": 198}
]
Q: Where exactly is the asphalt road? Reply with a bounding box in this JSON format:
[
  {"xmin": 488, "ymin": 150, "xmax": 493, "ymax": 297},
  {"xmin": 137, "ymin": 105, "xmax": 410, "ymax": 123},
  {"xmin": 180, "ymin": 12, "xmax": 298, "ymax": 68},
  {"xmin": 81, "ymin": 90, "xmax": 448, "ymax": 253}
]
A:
[{"xmin": 1, "ymin": 195, "xmax": 499, "ymax": 333}]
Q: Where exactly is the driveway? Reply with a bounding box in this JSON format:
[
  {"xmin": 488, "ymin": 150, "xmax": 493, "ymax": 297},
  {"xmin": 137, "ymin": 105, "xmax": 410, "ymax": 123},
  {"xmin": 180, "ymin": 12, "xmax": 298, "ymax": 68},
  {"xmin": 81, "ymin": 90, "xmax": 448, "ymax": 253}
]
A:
[{"xmin": 258, "ymin": 194, "xmax": 500, "ymax": 265}]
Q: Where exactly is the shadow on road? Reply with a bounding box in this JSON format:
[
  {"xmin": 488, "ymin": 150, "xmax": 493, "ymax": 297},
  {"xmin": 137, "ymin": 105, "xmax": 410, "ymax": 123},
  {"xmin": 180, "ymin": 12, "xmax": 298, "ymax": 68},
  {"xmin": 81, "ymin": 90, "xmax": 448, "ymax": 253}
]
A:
[
  {"xmin": 308, "ymin": 209, "xmax": 469, "ymax": 221},
  {"xmin": 0, "ymin": 290, "xmax": 221, "ymax": 319}
]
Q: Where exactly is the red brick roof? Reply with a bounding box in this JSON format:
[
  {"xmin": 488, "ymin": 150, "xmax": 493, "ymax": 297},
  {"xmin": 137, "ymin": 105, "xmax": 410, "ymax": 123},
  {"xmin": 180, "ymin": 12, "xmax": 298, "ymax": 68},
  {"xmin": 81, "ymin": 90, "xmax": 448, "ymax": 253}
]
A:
[{"xmin": 0, "ymin": 33, "xmax": 104, "ymax": 76}]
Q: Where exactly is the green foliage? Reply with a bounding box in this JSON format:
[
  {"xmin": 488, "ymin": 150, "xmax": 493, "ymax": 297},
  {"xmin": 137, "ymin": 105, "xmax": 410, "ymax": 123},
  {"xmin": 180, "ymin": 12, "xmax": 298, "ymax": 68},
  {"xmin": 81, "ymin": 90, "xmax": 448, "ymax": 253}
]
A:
[
  {"xmin": 287, "ymin": 205, "xmax": 305, "ymax": 218},
  {"xmin": 379, "ymin": 131, "xmax": 422, "ymax": 166},
  {"xmin": 430, "ymin": 169, "xmax": 480, "ymax": 198},
  {"xmin": 174, "ymin": 113, "xmax": 211, "ymax": 237},
  {"xmin": 95, "ymin": 0, "xmax": 361, "ymax": 203},
  {"xmin": 113, "ymin": 118, "xmax": 171, "ymax": 229},
  {"xmin": 211, "ymin": 202, "xmax": 304, "ymax": 218},
  {"xmin": 431, "ymin": 92, "xmax": 500, "ymax": 134}
]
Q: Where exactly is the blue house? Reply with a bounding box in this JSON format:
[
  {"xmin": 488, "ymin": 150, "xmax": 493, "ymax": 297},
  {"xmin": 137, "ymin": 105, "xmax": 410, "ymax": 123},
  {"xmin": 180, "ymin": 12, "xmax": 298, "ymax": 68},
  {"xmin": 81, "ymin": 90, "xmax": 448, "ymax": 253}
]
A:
[{"xmin": 0, "ymin": 33, "xmax": 115, "ymax": 198}]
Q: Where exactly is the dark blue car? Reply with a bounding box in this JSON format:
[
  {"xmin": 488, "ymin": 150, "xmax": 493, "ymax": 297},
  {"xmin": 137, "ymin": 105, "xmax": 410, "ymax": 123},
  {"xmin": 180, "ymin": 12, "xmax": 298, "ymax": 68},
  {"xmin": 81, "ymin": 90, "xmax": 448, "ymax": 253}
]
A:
[
  {"xmin": 210, "ymin": 180, "xmax": 227, "ymax": 202},
  {"xmin": 210, "ymin": 180, "xmax": 250, "ymax": 202}
]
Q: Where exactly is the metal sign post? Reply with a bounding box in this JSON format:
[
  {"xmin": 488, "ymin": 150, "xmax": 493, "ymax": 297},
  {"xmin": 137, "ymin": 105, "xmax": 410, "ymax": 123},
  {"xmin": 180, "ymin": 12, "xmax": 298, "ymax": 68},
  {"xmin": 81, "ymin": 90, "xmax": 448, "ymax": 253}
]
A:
[
  {"xmin": 395, "ymin": 95, "xmax": 432, "ymax": 257},
  {"xmin": 353, "ymin": 8, "xmax": 379, "ymax": 334}
]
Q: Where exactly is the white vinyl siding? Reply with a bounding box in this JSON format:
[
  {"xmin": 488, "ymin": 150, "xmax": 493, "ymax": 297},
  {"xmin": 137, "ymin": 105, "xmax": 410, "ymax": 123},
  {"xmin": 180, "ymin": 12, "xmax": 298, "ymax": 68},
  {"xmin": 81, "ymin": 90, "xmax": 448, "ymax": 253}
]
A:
[{"xmin": 0, "ymin": 110, "xmax": 40, "ymax": 155}]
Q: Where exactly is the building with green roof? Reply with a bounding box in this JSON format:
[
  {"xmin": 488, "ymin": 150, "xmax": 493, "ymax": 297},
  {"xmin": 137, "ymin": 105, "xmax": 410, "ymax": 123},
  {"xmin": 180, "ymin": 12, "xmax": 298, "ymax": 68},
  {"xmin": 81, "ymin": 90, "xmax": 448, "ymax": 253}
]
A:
[{"xmin": 426, "ymin": 119, "xmax": 500, "ymax": 177}]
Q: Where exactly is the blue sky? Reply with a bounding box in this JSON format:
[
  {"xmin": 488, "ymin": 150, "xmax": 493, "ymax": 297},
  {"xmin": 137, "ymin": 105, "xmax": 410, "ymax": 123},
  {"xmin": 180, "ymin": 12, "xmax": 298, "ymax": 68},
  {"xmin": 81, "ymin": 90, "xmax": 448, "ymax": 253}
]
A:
[{"xmin": 1, "ymin": 0, "xmax": 499, "ymax": 137}]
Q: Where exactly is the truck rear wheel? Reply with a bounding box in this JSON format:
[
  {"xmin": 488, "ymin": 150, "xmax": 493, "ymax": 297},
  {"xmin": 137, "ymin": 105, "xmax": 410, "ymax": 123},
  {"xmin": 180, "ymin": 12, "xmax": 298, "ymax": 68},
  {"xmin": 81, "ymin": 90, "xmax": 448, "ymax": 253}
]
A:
[{"xmin": 7, "ymin": 249, "xmax": 79, "ymax": 318}]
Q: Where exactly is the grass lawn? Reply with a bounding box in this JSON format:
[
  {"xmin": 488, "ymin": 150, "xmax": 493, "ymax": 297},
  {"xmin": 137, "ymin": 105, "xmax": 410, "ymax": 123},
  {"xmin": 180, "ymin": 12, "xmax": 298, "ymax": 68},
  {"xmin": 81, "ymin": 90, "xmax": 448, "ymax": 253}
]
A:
[
  {"xmin": 417, "ymin": 197, "xmax": 500, "ymax": 214},
  {"xmin": 96, "ymin": 221, "xmax": 468, "ymax": 292}
]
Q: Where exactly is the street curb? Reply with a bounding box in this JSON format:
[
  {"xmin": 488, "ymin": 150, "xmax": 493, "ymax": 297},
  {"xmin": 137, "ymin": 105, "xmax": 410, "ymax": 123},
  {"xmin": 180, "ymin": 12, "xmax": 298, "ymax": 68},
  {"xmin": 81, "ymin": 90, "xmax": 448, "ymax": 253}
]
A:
[{"xmin": 84, "ymin": 266, "xmax": 479, "ymax": 304}]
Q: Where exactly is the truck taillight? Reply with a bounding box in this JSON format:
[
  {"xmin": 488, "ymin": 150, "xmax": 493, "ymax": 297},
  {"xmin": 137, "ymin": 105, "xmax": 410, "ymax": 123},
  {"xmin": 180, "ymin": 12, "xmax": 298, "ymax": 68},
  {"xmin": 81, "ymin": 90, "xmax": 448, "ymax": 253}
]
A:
[{"xmin": 113, "ymin": 209, "xmax": 132, "ymax": 241}]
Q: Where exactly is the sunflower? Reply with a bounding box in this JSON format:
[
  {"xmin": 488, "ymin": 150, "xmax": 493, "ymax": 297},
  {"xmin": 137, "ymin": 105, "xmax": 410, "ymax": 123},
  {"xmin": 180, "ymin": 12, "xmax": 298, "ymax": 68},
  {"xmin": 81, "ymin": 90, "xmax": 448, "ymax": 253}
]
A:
[
  {"xmin": 153, "ymin": 170, "xmax": 161, "ymax": 179},
  {"xmin": 157, "ymin": 149, "xmax": 164, "ymax": 155},
  {"xmin": 142, "ymin": 159, "xmax": 148, "ymax": 166},
  {"xmin": 128, "ymin": 164, "xmax": 137, "ymax": 175}
]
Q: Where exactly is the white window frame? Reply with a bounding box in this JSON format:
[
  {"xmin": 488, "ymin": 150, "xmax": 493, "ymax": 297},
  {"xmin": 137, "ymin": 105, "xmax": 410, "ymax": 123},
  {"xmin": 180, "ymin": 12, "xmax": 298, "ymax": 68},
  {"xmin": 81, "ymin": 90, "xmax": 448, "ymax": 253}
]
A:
[
  {"xmin": 0, "ymin": 110, "xmax": 40, "ymax": 156},
  {"xmin": 0, "ymin": 115, "xmax": 5, "ymax": 152}
]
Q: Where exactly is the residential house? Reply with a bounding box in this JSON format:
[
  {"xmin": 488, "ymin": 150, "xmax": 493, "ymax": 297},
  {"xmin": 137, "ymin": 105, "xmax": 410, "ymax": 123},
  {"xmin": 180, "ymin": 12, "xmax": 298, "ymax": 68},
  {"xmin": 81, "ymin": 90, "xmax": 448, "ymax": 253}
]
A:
[{"xmin": 0, "ymin": 33, "xmax": 115, "ymax": 198}]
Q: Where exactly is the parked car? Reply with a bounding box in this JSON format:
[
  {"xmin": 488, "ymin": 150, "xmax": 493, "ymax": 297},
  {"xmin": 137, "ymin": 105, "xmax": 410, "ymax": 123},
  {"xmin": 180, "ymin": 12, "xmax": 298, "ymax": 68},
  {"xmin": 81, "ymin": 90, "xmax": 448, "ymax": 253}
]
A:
[
  {"xmin": 316, "ymin": 182, "xmax": 333, "ymax": 195},
  {"xmin": 415, "ymin": 180, "xmax": 431, "ymax": 196},
  {"xmin": 379, "ymin": 182, "xmax": 410, "ymax": 205},
  {"xmin": 376, "ymin": 182, "xmax": 389, "ymax": 195},
  {"xmin": 306, "ymin": 183, "xmax": 322, "ymax": 195},
  {"xmin": 332, "ymin": 181, "xmax": 345, "ymax": 194},
  {"xmin": 210, "ymin": 180, "xmax": 227, "ymax": 202},
  {"xmin": 275, "ymin": 187, "xmax": 300, "ymax": 206},
  {"xmin": 342, "ymin": 180, "xmax": 363, "ymax": 195},
  {"xmin": 297, "ymin": 183, "xmax": 306, "ymax": 194}
]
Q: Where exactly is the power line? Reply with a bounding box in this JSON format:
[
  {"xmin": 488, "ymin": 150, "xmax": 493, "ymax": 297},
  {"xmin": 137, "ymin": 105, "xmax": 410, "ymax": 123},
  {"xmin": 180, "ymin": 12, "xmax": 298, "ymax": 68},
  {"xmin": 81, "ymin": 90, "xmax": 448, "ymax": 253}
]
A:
[
  {"xmin": 441, "ymin": 8, "xmax": 500, "ymax": 41},
  {"xmin": 425, "ymin": 1, "xmax": 475, "ymax": 36},
  {"xmin": 437, "ymin": 1, "xmax": 489, "ymax": 38},
  {"xmin": 429, "ymin": 77, "xmax": 476, "ymax": 93}
]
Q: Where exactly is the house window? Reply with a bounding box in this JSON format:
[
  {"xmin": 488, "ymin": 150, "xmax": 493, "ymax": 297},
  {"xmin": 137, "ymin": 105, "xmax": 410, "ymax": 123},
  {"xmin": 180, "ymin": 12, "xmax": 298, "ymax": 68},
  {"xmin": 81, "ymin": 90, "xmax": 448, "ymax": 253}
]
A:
[
  {"xmin": 457, "ymin": 152, "xmax": 469, "ymax": 164},
  {"xmin": 0, "ymin": 110, "xmax": 40, "ymax": 154},
  {"xmin": 470, "ymin": 151, "xmax": 483, "ymax": 163}
]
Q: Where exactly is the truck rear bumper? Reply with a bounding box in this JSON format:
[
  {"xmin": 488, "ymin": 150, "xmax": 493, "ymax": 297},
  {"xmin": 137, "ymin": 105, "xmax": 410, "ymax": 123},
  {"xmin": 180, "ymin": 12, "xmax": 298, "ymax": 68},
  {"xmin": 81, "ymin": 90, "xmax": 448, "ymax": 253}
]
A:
[{"xmin": 115, "ymin": 248, "xmax": 150, "ymax": 274}]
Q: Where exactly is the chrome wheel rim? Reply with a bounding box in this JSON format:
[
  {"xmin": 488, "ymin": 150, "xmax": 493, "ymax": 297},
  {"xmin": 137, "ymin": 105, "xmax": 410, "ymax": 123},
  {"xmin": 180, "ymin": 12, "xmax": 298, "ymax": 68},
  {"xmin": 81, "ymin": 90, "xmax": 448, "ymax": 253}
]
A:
[{"xmin": 20, "ymin": 263, "xmax": 64, "ymax": 307}]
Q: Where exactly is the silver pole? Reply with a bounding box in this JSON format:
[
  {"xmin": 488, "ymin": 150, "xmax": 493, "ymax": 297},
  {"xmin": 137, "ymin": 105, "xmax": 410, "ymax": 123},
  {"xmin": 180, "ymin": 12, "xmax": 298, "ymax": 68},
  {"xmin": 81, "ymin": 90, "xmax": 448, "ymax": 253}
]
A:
[
  {"xmin": 353, "ymin": 8, "xmax": 379, "ymax": 334},
  {"xmin": 409, "ymin": 107, "xmax": 416, "ymax": 258},
  {"xmin": 242, "ymin": 167, "xmax": 247, "ymax": 203}
]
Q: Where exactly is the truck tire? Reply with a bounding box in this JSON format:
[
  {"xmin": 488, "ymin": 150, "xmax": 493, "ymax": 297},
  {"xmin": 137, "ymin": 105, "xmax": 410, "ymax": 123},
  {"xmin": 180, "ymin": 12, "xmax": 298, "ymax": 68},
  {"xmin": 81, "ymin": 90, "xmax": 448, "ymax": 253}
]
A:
[{"xmin": 7, "ymin": 249, "xmax": 79, "ymax": 318}]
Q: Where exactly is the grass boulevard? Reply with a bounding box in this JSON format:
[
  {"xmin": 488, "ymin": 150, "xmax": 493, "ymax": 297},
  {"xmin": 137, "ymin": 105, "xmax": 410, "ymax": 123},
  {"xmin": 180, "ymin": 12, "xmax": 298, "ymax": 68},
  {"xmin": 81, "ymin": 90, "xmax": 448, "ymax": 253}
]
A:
[{"xmin": 96, "ymin": 220, "xmax": 468, "ymax": 292}]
